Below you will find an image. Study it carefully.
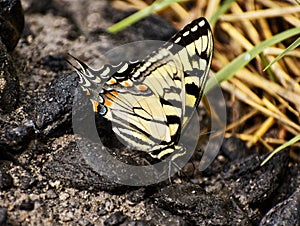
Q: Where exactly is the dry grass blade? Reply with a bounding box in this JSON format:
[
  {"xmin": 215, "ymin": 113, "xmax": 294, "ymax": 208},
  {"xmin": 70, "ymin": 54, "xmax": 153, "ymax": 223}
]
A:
[
  {"xmin": 208, "ymin": 0, "xmax": 299, "ymax": 161},
  {"xmin": 220, "ymin": 6, "xmax": 300, "ymax": 21},
  {"xmin": 264, "ymin": 47, "xmax": 300, "ymax": 58}
]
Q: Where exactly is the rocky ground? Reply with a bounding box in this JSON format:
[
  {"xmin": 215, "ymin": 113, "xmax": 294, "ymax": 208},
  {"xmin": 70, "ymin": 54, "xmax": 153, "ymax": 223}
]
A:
[{"xmin": 0, "ymin": 0, "xmax": 299, "ymax": 225}]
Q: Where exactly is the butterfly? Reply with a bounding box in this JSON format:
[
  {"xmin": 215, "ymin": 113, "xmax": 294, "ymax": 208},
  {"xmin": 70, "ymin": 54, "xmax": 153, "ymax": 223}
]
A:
[{"xmin": 70, "ymin": 17, "xmax": 213, "ymax": 167}]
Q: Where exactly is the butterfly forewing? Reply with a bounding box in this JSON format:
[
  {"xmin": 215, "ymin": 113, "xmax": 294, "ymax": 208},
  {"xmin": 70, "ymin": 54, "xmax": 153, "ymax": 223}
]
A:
[
  {"xmin": 168, "ymin": 18, "xmax": 213, "ymax": 126},
  {"xmin": 71, "ymin": 17, "xmax": 213, "ymax": 160}
]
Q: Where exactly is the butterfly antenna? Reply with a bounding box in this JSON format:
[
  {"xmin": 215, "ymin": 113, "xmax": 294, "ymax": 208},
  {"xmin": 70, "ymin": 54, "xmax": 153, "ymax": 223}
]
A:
[
  {"xmin": 65, "ymin": 58, "xmax": 80, "ymax": 71},
  {"xmin": 168, "ymin": 160, "xmax": 173, "ymax": 184},
  {"xmin": 67, "ymin": 53, "xmax": 91, "ymax": 73}
]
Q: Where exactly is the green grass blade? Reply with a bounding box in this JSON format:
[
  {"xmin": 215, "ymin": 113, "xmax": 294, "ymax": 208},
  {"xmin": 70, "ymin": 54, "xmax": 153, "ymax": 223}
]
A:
[
  {"xmin": 108, "ymin": 0, "xmax": 236, "ymax": 33},
  {"xmin": 260, "ymin": 134, "xmax": 300, "ymax": 166},
  {"xmin": 107, "ymin": 0, "xmax": 186, "ymax": 33},
  {"xmin": 263, "ymin": 37, "xmax": 300, "ymax": 71},
  {"xmin": 204, "ymin": 26, "xmax": 300, "ymax": 94},
  {"xmin": 260, "ymin": 53, "xmax": 277, "ymax": 81}
]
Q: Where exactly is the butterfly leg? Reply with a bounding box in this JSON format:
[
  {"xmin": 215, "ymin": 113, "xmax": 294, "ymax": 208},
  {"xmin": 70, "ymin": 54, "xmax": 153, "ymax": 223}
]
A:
[{"xmin": 168, "ymin": 145, "xmax": 187, "ymax": 182}]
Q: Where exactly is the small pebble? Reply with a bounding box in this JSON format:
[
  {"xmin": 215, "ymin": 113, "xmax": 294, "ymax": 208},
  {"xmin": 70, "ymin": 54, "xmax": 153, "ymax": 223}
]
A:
[
  {"xmin": 104, "ymin": 211, "xmax": 127, "ymax": 226},
  {"xmin": 19, "ymin": 200, "xmax": 34, "ymax": 211},
  {"xmin": 59, "ymin": 192, "xmax": 70, "ymax": 201},
  {"xmin": 46, "ymin": 189, "xmax": 58, "ymax": 199}
]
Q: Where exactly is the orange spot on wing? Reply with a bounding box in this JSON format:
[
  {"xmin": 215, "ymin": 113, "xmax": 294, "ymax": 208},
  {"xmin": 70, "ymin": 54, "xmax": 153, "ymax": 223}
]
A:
[
  {"xmin": 105, "ymin": 90, "xmax": 119, "ymax": 100},
  {"xmin": 111, "ymin": 91, "xmax": 119, "ymax": 97},
  {"xmin": 105, "ymin": 93, "xmax": 115, "ymax": 100},
  {"xmin": 104, "ymin": 91, "xmax": 119, "ymax": 107},
  {"xmin": 123, "ymin": 81, "xmax": 132, "ymax": 87},
  {"xmin": 107, "ymin": 78, "xmax": 116, "ymax": 85},
  {"xmin": 86, "ymin": 90, "xmax": 90, "ymax": 96},
  {"xmin": 104, "ymin": 98, "xmax": 113, "ymax": 107},
  {"xmin": 91, "ymin": 100, "xmax": 99, "ymax": 112},
  {"xmin": 137, "ymin": 85, "xmax": 148, "ymax": 91}
]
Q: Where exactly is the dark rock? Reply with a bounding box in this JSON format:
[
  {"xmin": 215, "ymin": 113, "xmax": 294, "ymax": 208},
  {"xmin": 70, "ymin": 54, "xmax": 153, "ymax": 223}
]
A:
[
  {"xmin": 19, "ymin": 199, "xmax": 35, "ymax": 211},
  {"xmin": 78, "ymin": 218, "xmax": 93, "ymax": 226},
  {"xmin": 221, "ymin": 136, "xmax": 249, "ymax": 161},
  {"xmin": 0, "ymin": 167, "xmax": 13, "ymax": 189},
  {"xmin": 25, "ymin": 0, "xmax": 82, "ymax": 39},
  {"xmin": 144, "ymin": 204, "xmax": 187, "ymax": 225},
  {"xmin": 0, "ymin": 40, "xmax": 19, "ymax": 112},
  {"xmin": 223, "ymin": 152, "xmax": 289, "ymax": 205},
  {"xmin": 0, "ymin": 0, "xmax": 24, "ymax": 51},
  {"xmin": 104, "ymin": 211, "xmax": 127, "ymax": 226},
  {"xmin": 19, "ymin": 174, "xmax": 36, "ymax": 190},
  {"xmin": 0, "ymin": 117, "xmax": 35, "ymax": 151},
  {"xmin": 200, "ymin": 136, "xmax": 249, "ymax": 178},
  {"xmin": 30, "ymin": 72, "xmax": 77, "ymax": 137},
  {"xmin": 126, "ymin": 188, "xmax": 147, "ymax": 204},
  {"xmin": 259, "ymin": 188, "xmax": 300, "ymax": 226},
  {"xmin": 40, "ymin": 54, "xmax": 69, "ymax": 72},
  {"xmin": 154, "ymin": 183, "xmax": 250, "ymax": 225},
  {"xmin": 97, "ymin": 204, "xmax": 108, "ymax": 216},
  {"xmin": 42, "ymin": 141, "xmax": 130, "ymax": 193},
  {"xmin": 0, "ymin": 206, "xmax": 7, "ymax": 226},
  {"xmin": 222, "ymin": 151, "xmax": 289, "ymax": 224},
  {"xmin": 25, "ymin": 0, "xmax": 56, "ymax": 14},
  {"xmin": 266, "ymin": 162, "xmax": 300, "ymax": 212},
  {"xmin": 121, "ymin": 219, "xmax": 148, "ymax": 226}
]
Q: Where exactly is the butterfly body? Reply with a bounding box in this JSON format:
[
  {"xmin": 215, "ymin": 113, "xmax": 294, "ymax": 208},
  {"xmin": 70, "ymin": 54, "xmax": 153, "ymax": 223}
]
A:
[{"xmin": 71, "ymin": 17, "xmax": 213, "ymax": 161}]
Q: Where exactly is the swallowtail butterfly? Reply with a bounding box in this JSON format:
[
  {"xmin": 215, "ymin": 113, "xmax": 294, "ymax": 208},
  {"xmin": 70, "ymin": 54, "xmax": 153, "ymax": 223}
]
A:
[{"xmin": 70, "ymin": 17, "xmax": 213, "ymax": 167}]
